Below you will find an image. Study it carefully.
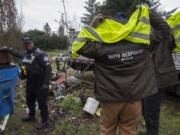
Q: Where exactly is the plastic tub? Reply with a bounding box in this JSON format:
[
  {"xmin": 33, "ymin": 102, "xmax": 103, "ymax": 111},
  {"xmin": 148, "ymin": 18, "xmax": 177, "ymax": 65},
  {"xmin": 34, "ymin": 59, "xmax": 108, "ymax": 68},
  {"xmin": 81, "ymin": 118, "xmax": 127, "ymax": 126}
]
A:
[{"xmin": 0, "ymin": 66, "xmax": 19, "ymax": 117}]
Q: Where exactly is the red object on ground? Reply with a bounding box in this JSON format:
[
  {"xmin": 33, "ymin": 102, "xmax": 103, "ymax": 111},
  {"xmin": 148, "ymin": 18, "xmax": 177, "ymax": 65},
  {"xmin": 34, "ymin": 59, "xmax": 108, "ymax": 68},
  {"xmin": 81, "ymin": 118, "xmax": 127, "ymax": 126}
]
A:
[{"xmin": 53, "ymin": 74, "xmax": 66, "ymax": 85}]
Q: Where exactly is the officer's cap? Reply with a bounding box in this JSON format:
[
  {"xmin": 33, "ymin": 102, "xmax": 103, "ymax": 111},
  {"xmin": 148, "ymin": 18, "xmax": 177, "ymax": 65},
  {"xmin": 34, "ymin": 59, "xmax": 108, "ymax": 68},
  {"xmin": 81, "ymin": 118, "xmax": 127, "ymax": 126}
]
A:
[{"xmin": 22, "ymin": 36, "xmax": 33, "ymax": 44}]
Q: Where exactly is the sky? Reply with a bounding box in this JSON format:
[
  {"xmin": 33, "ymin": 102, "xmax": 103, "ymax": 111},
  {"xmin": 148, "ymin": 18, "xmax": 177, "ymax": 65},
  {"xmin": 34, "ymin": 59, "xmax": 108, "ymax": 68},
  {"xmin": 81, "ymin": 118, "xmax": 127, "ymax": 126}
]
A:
[{"xmin": 15, "ymin": 0, "xmax": 180, "ymax": 32}]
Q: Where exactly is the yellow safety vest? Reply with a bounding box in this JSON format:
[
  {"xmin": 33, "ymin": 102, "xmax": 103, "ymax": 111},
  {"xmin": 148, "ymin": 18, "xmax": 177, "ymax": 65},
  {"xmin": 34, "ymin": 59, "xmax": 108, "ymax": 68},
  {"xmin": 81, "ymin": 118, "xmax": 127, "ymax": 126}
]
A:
[
  {"xmin": 167, "ymin": 11, "xmax": 180, "ymax": 53},
  {"xmin": 72, "ymin": 5, "xmax": 151, "ymax": 59}
]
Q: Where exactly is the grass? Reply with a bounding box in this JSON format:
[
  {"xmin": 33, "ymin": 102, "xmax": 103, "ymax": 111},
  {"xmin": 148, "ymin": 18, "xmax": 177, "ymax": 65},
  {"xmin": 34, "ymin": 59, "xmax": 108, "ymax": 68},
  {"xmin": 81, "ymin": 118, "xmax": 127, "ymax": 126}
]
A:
[
  {"xmin": 3, "ymin": 84, "xmax": 36, "ymax": 135},
  {"xmin": 51, "ymin": 117, "xmax": 99, "ymax": 135},
  {"xmin": 47, "ymin": 49, "xmax": 67, "ymax": 58},
  {"xmin": 159, "ymin": 95, "xmax": 180, "ymax": 135},
  {"xmin": 2, "ymin": 84, "xmax": 180, "ymax": 135},
  {"xmin": 51, "ymin": 93, "xmax": 99, "ymax": 135},
  {"xmin": 57, "ymin": 95, "xmax": 82, "ymax": 116}
]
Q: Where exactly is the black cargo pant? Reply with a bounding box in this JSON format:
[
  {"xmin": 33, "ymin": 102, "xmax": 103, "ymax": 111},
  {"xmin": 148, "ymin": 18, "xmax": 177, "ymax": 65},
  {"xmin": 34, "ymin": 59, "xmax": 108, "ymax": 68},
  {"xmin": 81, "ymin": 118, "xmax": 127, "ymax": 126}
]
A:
[
  {"xmin": 142, "ymin": 89, "xmax": 164, "ymax": 135},
  {"xmin": 26, "ymin": 79, "xmax": 49, "ymax": 123}
]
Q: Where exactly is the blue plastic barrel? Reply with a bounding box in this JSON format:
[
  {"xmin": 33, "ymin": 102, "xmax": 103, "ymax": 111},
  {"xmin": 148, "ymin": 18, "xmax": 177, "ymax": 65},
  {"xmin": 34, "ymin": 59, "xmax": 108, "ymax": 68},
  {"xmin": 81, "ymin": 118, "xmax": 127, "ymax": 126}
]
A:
[{"xmin": 0, "ymin": 66, "xmax": 19, "ymax": 117}]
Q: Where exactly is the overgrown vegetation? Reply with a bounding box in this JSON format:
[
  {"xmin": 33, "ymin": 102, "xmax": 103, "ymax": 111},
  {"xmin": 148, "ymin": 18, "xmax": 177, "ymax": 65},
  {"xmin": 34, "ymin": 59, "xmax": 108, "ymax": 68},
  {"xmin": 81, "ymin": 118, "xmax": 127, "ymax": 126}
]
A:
[
  {"xmin": 51, "ymin": 91, "xmax": 99, "ymax": 135},
  {"xmin": 51, "ymin": 117, "xmax": 99, "ymax": 135},
  {"xmin": 0, "ymin": 27, "xmax": 23, "ymax": 50},
  {"xmin": 81, "ymin": 0, "xmax": 100, "ymax": 25},
  {"xmin": 57, "ymin": 95, "xmax": 82, "ymax": 116},
  {"xmin": 82, "ymin": 0, "xmax": 161, "ymax": 23},
  {"xmin": 24, "ymin": 30, "xmax": 67, "ymax": 51},
  {"xmin": 100, "ymin": 0, "xmax": 160, "ymax": 16},
  {"xmin": 0, "ymin": 28, "xmax": 67, "ymax": 51}
]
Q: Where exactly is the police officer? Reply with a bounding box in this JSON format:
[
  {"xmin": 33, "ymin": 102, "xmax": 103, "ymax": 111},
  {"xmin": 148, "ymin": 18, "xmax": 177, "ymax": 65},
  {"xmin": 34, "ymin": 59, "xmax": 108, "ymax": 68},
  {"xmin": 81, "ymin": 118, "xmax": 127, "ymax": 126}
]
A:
[{"xmin": 1, "ymin": 36, "xmax": 52, "ymax": 129}]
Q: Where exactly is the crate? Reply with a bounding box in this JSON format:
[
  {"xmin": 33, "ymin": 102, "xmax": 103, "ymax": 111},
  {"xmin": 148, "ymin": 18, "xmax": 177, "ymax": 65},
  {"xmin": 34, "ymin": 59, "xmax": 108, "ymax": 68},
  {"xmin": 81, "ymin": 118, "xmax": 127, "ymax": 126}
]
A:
[
  {"xmin": 0, "ymin": 66, "xmax": 19, "ymax": 117},
  {"xmin": 0, "ymin": 51, "xmax": 10, "ymax": 66}
]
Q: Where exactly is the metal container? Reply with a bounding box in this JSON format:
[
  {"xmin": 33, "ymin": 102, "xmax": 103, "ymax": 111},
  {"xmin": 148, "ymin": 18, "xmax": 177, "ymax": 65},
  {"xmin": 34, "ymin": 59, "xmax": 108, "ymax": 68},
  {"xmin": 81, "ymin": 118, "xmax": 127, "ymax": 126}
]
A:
[{"xmin": 0, "ymin": 51, "xmax": 10, "ymax": 66}]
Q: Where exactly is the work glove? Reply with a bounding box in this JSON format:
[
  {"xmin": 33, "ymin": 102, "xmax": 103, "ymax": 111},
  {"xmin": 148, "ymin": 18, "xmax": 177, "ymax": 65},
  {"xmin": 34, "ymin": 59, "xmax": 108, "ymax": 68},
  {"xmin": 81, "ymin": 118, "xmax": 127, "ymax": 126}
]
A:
[
  {"xmin": 90, "ymin": 13, "xmax": 104, "ymax": 28},
  {"xmin": 19, "ymin": 66, "xmax": 27, "ymax": 79}
]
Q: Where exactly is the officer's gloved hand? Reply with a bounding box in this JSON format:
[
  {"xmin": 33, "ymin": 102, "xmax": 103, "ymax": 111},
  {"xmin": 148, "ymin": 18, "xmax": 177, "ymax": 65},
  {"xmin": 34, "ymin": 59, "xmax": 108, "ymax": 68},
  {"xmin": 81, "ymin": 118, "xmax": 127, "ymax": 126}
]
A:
[
  {"xmin": 40, "ymin": 83, "xmax": 49, "ymax": 90},
  {"xmin": 90, "ymin": 13, "xmax": 104, "ymax": 28},
  {"xmin": 19, "ymin": 66, "xmax": 27, "ymax": 79}
]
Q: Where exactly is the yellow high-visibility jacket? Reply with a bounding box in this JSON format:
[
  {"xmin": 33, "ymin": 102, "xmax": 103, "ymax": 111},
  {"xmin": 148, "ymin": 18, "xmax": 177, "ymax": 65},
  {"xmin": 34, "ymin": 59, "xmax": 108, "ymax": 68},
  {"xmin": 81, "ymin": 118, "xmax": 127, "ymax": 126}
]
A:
[
  {"xmin": 72, "ymin": 5, "xmax": 151, "ymax": 59},
  {"xmin": 167, "ymin": 11, "xmax": 180, "ymax": 52}
]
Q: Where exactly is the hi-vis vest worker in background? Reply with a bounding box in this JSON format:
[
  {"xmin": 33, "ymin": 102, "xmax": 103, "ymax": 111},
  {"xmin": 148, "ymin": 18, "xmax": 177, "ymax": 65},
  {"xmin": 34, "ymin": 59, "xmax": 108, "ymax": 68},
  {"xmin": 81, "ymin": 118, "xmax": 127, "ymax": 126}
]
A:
[
  {"xmin": 72, "ymin": 2, "xmax": 158, "ymax": 135},
  {"xmin": 167, "ymin": 11, "xmax": 180, "ymax": 72},
  {"xmin": 167, "ymin": 11, "xmax": 180, "ymax": 53},
  {"xmin": 141, "ymin": 10, "xmax": 180, "ymax": 135},
  {"xmin": 142, "ymin": 10, "xmax": 179, "ymax": 135}
]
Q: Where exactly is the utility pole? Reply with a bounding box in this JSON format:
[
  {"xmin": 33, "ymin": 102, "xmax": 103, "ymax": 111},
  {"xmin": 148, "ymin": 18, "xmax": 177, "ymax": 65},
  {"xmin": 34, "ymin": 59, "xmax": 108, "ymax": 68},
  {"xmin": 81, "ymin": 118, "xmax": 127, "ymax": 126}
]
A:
[
  {"xmin": 61, "ymin": 0, "xmax": 68, "ymax": 35},
  {"xmin": 61, "ymin": 0, "xmax": 71, "ymax": 56}
]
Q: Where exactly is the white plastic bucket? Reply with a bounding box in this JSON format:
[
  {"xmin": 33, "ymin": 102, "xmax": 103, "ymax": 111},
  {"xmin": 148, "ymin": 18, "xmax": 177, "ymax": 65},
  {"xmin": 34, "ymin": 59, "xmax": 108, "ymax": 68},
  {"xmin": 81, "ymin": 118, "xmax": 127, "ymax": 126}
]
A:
[{"xmin": 83, "ymin": 97, "xmax": 100, "ymax": 115}]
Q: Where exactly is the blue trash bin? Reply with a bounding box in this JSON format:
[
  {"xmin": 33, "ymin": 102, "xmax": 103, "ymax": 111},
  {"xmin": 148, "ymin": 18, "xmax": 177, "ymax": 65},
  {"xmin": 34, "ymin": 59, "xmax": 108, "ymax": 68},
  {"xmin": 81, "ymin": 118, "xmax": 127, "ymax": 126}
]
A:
[{"xmin": 0, "ymin": 66, "xmax": 19, "ymax": 117}]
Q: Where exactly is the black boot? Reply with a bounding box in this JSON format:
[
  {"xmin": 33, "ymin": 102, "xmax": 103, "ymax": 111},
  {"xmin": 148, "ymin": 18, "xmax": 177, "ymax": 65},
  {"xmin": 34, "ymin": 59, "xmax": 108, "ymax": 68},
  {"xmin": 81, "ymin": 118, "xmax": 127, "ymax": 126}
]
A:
[
  {"xmin": 21, "ymin": 117, "xmax": 36, "ymax": 122},
  {"xmin": 37, "ymin": 121, "xmax": 49, "ymax": 130}
]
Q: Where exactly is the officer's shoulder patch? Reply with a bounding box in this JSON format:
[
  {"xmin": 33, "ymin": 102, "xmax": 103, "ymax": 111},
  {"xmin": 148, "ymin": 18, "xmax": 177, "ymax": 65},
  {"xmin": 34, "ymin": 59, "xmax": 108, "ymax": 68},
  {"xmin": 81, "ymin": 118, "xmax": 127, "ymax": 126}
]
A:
[
  {"xmin": 36, "ymin": 48, "xmax": 40, "ymax": 52},
  {"xmin": 43, "ymin": 56, "xmax": 49, "ymax": 62}
]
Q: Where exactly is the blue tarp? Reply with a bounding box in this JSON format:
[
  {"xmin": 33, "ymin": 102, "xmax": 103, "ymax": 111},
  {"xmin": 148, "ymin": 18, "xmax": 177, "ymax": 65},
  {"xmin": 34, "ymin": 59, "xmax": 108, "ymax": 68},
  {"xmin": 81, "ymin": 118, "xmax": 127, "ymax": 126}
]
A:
[{"xmin": 0, "ymin": 66, "xmax": 19, "ymax": 117}]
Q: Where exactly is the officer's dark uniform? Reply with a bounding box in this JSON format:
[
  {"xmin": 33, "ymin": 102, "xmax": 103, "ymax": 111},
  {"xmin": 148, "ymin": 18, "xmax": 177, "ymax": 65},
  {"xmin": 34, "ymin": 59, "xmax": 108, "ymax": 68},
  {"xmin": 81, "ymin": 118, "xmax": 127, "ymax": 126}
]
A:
[
  {"xmin": 22, "ymin": 47, "xmax": 52, "ymax": 123},
  {"xmin": 8, "ymin": 44, "xmax": 52, "ymax": 123}
]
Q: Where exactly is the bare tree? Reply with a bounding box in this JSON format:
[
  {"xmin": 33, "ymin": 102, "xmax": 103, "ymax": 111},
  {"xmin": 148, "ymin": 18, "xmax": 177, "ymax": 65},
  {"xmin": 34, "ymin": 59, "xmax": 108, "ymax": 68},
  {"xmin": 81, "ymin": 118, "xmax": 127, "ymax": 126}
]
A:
[
  {"xmin": 43, "ymin": 22, "xmax": 51, "ymax": 35},
  {"xmin": 0, "ymin": 0, "xmax": 17, "ymax": 33},
  {"xmin": 57, "ymin": 13, "xmax": 65, "ymax": 37},
  {"xmin": 61, "ymin": 0, "xmax": 68, "ymax": 35},
  {"xmin": 81, "ymin": 0, "xmax": 100, "ymax": 25},
  {"xmin": 16, "ymin": 0, "xmax": 24, "ymax": 31}
]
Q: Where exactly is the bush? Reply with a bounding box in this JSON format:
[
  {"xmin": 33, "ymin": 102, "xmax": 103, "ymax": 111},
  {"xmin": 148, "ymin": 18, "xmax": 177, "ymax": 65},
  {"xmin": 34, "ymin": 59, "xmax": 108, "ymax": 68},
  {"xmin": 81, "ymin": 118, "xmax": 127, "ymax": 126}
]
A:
[
  {"xmin": 24, "ymin": 30, "xmax": 67, "ymax": 51},
  {"xmin": 0, "ymin": 27, "xmax": 23, "ymax": 50},
  {"xmin": 58, "ymin": 95, "xmax": 82, "ymax": 116}
]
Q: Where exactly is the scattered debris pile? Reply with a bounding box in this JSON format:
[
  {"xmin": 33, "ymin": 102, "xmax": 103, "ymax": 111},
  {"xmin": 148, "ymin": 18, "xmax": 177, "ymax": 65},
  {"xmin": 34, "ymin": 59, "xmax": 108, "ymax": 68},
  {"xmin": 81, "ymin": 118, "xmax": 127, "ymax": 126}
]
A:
[
  {"xmin": 30, "ymin": 69, "xmax": 98, "ymax": 134},
  {"xmin": 49, "ymin": 70, "xmax": 95, "ymax": 102}
]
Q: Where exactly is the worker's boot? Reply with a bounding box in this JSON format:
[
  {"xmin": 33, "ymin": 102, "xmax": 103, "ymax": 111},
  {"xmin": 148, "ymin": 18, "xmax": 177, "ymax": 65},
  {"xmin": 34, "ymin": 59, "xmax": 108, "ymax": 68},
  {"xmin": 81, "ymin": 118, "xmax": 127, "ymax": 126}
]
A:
[
  {"xmin": 21, "ymin": 117, "xmax": 36, "ymax": 122},
  {"xmin": 37, "ymin": 121, "xmax": 49, "ymax": 130}
]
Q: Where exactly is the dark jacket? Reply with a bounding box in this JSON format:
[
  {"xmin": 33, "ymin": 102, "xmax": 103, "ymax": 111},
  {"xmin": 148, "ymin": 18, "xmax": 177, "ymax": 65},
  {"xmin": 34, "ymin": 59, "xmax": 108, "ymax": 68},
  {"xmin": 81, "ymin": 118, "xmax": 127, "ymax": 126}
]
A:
[
  {"xmin": 76, "ymin": 11, "xmax": 171, "ymax": 102},
  {"xmin": 150, "ymin": 11, "xmax": 179, "ymax": 88},
  {"xmin": 78, "ymin": 40, "xmax": 157, "ymax": 102},
  {"xmin": 9, "ymin": 47, "xmax": 52, "ymax": 88}
]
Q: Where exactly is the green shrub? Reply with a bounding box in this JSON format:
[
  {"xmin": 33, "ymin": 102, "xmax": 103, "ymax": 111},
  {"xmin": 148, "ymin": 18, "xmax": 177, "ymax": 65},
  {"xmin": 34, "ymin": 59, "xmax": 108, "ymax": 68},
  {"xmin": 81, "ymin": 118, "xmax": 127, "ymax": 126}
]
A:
[
  {"xmin": 24, "ymin": 30, "xmax": 67, "ymax": 50},
  {"xmin": 58, "ymin": 95, "xmax": 82, "ymax": 116}
]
